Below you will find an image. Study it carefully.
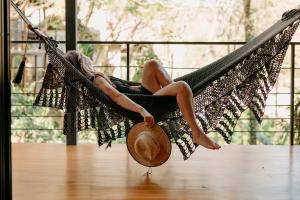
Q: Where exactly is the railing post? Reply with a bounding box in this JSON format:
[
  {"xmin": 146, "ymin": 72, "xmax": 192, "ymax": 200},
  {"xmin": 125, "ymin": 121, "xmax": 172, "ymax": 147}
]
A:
[
  {"xmin": 65, "ymin": 0, "xmax": 77, "ymax": 145},
  {"xmin": 126, "ymin": 43, "xmax": 130, "ymax": 81},
  {"xmin": 0, "ymin": 0, "xmax": 12, "ymax": 199},
  {"xmin": 65, "ymin": 0, "xmax": 77, "ymax": 52},
  {"xmin": 290, "ymin": 43, "xmax": 295, "ymax": 146}
]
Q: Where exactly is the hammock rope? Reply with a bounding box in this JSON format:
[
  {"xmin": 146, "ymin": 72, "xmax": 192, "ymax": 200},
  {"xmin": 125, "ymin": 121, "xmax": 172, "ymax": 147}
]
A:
[{"xmin": 11, "ymin": 0, "xmax": 300, "ymax": 160}]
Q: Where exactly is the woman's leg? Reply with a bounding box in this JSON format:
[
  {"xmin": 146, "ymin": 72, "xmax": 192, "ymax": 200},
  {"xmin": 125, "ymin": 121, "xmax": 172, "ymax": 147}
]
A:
[
  {"xmin": 141, "ymin": 60, "xmax": 220, "ymax": 150},
  {"xmin": 154, "ymin": 81, "xmax": 220, "ymax": 149},
  {"xmin": 141, "ymin": 60, "xmax": 173, "ymax": 93}
]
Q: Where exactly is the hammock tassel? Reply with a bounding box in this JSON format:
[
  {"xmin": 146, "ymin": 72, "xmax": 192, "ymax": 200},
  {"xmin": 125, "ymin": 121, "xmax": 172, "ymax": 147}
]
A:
[
  {"xmin": 13, "ymin": 56, "xmax": 26, "ymax": 84},
  {"xmin": 105, "ymin": 140, "xmax": 112, "ymax": 150}
]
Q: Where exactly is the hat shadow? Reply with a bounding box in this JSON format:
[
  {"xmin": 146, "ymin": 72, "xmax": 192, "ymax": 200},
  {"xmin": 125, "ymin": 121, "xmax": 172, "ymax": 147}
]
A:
[{"xmin": 125, "ymin": 174, "xmax": 169, "ymax": 200}]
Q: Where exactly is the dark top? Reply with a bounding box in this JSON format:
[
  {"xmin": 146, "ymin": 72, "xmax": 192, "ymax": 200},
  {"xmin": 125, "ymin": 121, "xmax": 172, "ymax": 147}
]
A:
[
  {"xmin": 90, "ymin": 74, "xmax": 153, "ymax": 95},
  {"xmin": 112, "ymin": 80, "xmax": 153, "ymax": 95}
]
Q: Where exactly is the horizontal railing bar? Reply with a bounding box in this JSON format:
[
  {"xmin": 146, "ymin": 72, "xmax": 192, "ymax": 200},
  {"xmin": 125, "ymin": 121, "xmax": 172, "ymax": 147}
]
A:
[
  {"xmin": 84, "ymin": 41, "xmax": 245, "ymax": 45},
  {"xmin": 10, "ymin": 40, "xmax": 300, "ymax": 45},
  {"xmin": 10, "ymin": 41, "xmax": 246, "ymax": 45}
]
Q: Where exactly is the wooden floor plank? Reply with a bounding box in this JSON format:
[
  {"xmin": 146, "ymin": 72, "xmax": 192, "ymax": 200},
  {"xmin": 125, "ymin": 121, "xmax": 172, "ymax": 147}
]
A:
[{"xmin": 12, "ymin": 144, "xmax": 300, "ymax": 200}]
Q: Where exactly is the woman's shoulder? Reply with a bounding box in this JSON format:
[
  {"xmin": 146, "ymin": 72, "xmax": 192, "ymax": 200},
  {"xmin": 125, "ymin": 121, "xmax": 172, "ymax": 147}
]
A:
[{"xmin": 92, "ymin": 73, "xmax": 116, "ymax": 87}]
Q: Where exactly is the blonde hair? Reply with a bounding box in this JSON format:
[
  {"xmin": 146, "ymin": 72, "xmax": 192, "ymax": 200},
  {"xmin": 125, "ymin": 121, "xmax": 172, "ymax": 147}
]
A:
[{"xmin": 65, "ymin": 50, "xmax": 112, "ymax": 84}]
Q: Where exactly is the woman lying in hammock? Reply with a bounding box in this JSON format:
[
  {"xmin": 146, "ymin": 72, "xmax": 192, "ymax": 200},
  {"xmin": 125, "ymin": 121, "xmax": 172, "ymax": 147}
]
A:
[{"xmin": 65, "ymin": 50, "xmax": 221, "ymax": 150}]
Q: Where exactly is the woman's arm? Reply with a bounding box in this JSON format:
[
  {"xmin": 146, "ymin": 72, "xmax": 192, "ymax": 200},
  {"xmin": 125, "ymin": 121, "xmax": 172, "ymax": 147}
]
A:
[{"xmin": 93, "ymin": 77, "xmax": 154, "ymax": 126}]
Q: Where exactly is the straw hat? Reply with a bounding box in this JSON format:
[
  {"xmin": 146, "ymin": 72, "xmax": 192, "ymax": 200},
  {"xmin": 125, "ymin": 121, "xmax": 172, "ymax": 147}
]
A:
[{"xmin": 126, "ymin": 122, "xmax": 172, "ymax": 167}]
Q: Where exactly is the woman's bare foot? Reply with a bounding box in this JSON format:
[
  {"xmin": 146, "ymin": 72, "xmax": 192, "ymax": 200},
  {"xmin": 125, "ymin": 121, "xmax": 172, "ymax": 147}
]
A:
[{"xmin": 192, "ymin": 132, "xmax": 221, "ymax": 150}]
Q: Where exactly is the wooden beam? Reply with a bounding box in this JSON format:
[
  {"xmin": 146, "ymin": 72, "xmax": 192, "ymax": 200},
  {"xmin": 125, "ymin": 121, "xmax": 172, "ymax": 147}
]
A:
[
  {"xmin": 0, "ymin": 0, "xmax": 12, "ymax": 199},
  {"xmin": 65, "ymin": 0, "xmax": 78, "ymax": 145},
  {"xmin": 65, "ymin": 0, "xmax": 77, "ymax": 51}
]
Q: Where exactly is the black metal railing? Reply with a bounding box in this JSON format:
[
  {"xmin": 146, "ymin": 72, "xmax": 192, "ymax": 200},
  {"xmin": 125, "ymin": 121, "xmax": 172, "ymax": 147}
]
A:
[{"xmin": 10, "ymin": 40, "xmax": 300, "ymax": 145}]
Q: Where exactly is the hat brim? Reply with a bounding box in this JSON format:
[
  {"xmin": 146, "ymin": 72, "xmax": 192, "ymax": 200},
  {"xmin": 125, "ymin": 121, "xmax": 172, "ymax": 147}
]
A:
[{"xmin": 126, "ymin": 123, "xmax": 172, "ymax": 167}]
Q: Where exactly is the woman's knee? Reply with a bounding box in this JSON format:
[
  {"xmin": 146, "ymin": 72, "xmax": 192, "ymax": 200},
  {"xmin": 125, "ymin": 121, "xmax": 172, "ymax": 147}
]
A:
[
  {"xmin": 143, "ymin": 59, "xmax": 160, "ymax": 71},
  {"xmin": 176, "ymin": 81, "xmax": 192, "ymax": 94}
]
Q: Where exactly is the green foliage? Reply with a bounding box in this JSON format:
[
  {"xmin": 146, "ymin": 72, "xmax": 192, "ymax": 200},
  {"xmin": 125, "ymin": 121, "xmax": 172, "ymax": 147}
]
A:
[
  {"xmin": 125, "ymin": 1, "xmax": 140, "ymax": 15},
  {"xmin": 124, "ymin": 0, "xmax": 164, "ymax": 17},
  {"xmin": 77, "ymin": 131, "xmax": 97, "ymax": 143},
  {"xmin": 11, "ymin": 82, "xmax": 65, "ymax": 143},
  {"xmin": 132, "ymin": 45, "xmax": 161, "ymax": 82},
  {"xmin": 11, "ymin": 82, "xmax": 99, "ymax": 143},
  {"xmin": 39, "ymin": 14, "xmax": 65, "ymax": 30},
  {"xmin": 229, "ymin": 108, "xmax": 291, "ymax": 145},
  {"xmin": 294, "ymin": 98, "xmax": 300, "ymax": 144},
  {"xmin": 78, "ymin": 19, "xmax": 100, "ymax": 58},
  {"xmin": 248, "ymin": 112, "xmax": 258, "ymax": 144},
  {"xmin": 79, "ymin": 43, "xmax": 95, "ymax": 59}
]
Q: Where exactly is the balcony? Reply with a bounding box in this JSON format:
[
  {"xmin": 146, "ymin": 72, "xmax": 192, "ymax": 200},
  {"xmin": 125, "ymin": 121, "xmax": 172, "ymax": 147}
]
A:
[
  {"xmin": 2, "ymin": 1, "xmax": 300, "ymax": 200},
  {"xmin": 9, "ymin": 39, "xmax": 300, "ymax": 200},
  {"xmin": 10, "ymin": 40, "xmax": 300, "ymax": 145}
]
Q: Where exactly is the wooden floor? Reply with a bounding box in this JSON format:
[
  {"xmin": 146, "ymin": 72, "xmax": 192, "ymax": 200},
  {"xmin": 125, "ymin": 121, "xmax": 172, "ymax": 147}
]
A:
[{"xmin": 12, "ymin": 144, "xmax": 300, "ymax": 200}]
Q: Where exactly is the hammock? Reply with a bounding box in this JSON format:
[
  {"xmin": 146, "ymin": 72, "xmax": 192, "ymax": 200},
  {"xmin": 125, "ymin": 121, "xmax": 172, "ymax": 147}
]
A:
[{"xmin": 12, "ymin": 1, "xmax": 300, "ymax": 160}]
